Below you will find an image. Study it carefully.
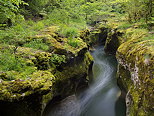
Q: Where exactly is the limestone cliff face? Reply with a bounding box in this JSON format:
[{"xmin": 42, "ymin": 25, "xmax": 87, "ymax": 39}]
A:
[
  {"xmin": 116, "ymin": 38, "xmax": 154, "ymax": 116},
  {"xmin": 101, "ymin": 20, "xmax": 154, "ymax": 115},
  {"xmin": 104, "ymin": 29, "xmax": 122, "ymax": 55},
  {"xmin": 0, "ymin": 26, "xmax": 93, "ymax": 116}
]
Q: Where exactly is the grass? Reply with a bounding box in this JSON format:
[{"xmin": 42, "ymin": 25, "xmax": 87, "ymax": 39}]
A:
[
  {"xmin": 23, "ymin": 39, "xmax": 49, "ymax": 51},
  {"xmin": 0, "ymin": 49, "xmax": 36, "ymax": 80},
  {"xmin": 0, "ymin": 23, "xmax": 38, "ymax": 45},
  {"xmin": 142, "ymin": 34, "xmax": 154, "ymax": 46},
  {"xmin": 59, "ymin": 26, "xmax": 79, "ymax": 38},
  {"xmin": 118, "ymin": 23, "xmax": 132, "ymax": 29}
]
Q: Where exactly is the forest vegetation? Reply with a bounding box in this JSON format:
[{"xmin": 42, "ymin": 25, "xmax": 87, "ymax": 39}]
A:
[
  {"xmin": 0, "ymin": 0, "xmax": 154, "ymax": 116},
  {"xmin": 0, "ymin": 0, "xmax": 153, "ymax": 82}
]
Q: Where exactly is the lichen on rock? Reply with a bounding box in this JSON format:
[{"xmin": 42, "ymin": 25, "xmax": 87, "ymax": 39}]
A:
[{"xmin": 116, "ymin": 31, "xmax": 154, "ymax": 116}]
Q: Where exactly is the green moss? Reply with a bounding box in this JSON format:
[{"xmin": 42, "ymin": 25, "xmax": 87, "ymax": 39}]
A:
[
  {"xmin": 0, "ymin": 71, "xmax": 54, "ymax": 101},
  {"xmin": 0, "ymin": 25, "xmax": 93, "ymax": 115},
  {"xmin": 108, "ymin": 15, "xmax": 154, "ymax": 115},
  {"xmin": 42, "ymin": 92, "xmax": 53, "ymax": 105},
  {"xmin": 50, "ymin": 54, "xmax": 66, "ymax": 66},
  {"xmin": 51, "ymin": 51, "xmax": 93, "ymax": 97},
  {"xmin": 54, "ymin": 51, "xmax": 93, "ymax": 81},
  {"xmin": 33, "ymin": 52, "xmax": 51, "ymax": 70},
  {"xmin": 116, "ymin": 28, "xmax": 154, "ymax": 115},
  {"xmin": 80, "ymin": 27, "xmax": 107, "ymax": 46}
]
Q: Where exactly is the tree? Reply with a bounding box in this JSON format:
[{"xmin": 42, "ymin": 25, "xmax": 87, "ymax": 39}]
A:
[
  {"xmin": 124, "ymin": 0, "xmax": 153, "ymax": 22},
  {"xmin": 0, "ymin": 0, "xmax": 27, "ymax": 26},
  {"xmin": 23, "ymin": 0, "xmax": 51, "ymax": 16}
]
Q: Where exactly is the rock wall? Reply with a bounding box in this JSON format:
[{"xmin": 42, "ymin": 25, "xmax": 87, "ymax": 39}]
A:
[
  {"xmin": 103, "ymin": 23, "xmax": 154, "ymax": 115},
  {"xmin": 80, "ymin": 26, "xmax": 108, "ymax": 47},
  {"xmin": 116, "ymin": 38, "xmax": 154, "ymax": 116}
]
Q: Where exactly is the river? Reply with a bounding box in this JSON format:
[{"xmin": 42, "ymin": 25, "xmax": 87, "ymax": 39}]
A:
[{"xmin": 43, "ymin": 46, "xmax": 126, "ymax": 116}]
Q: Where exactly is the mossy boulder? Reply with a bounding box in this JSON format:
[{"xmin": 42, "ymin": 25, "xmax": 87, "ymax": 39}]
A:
[
  {"xmin": 116, "ymin": 36, "xmax": 154, "ymax": 116},
  {"xmin": 0, "ymin": 71, "xmax": 54, "ymax": 116}
]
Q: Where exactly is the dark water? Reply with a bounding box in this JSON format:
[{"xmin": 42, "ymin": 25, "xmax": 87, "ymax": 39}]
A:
[{"xmin": 43, "ymin": 46, "xmax": 126, "ymax": 116}]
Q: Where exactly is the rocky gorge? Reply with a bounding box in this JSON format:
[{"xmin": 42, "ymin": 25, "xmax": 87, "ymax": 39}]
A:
[
  {"xmin": 0, "ymin": 18, "xmax": 154, "ymax": 116},
  {"xmin": 80, "ymin": 19, "xmax": 154, "ymax": 115},
  {"xmin": 104, "ymin": 21, "xmax": 154, "ymax": 116}
]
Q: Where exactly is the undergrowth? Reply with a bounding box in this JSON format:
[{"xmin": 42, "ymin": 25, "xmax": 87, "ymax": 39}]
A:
[{"xmin": 0, "ymin": 49, "xmax": 36, "ymax": 80}]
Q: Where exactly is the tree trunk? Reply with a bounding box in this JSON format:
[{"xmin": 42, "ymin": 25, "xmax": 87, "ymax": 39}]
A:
[{"xmin": 149, "ymin": 0, "xmax": 153, "ymax": 17}]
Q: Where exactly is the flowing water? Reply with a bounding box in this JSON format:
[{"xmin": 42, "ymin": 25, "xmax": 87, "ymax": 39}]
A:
[{"xmin": 43, "ymin": 46, "xmax": 125, "ymax": 116}]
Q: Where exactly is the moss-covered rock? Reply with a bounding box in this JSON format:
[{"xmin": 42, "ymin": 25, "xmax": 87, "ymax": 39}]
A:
[
  {"xmin": 101, "ymin": 17, "xmax": 154, "ymax": 115},
  {"xmin": 0, "ymin": 70, "xmax": 54, "ymax": 101},
  {"xmin": 53, "ymin": 51, "xmax": 93, "ymax": 97},
  {"xmin": 0, "ymin": 26, "xmax": 93, "ymax": 116},
  {"xmin": 104, "ymin": 29, "xmax": 123, "ymax": 54},
  {"xmin": 80, "ymin": 26, "xmax": 108, "ymax": 47},
  {"xmin": 0, "ymin": 70, "xmax": 54, "ymax": 116},
  {"xmin": 116, "ymin": 33, "xmax": 154, "ymax": 116}
]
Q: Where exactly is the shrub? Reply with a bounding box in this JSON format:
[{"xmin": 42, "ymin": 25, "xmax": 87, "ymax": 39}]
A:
[{"xmin": 0, "ymin": 0, "xmax": 27, "ymax": 26}]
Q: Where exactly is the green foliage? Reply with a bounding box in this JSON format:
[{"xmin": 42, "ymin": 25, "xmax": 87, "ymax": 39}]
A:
[
  {"xmin": 0, "ymin": 51, "xmax": 21, "ymax": 71},
  {"xmin": 143, "ymin": 34, "xmax": 154, "ymax": 41},
  {"xmin": 68, "ymin": 38, "xmax": 80, "ymax": 48},
  {"xmin": 59, "ymin": 26, "xmax": 79, "ymax": 38},
  {"xmin": 0, "ymin": 25, "xmax": 34, "ymax": 45},
  {"xmin": 47, "ymin": 8, "xmax": 71, "ymax": 24},
  {"xmin": 23, "ymin": 39, "xmax": 49, "ymax": 51},
  {"xmin": 80, "ymin": 2, "xmax": 107, "ymax": 22},
  {"xmin": 110, "ymin": 0, "xmax": 154, "ymax": 23},
  {"xmin": 0, "ymin": 0, "xmax": 153, "ymax": 80},
  {"xmin": 0, "ymin": 20, "xmax": 46, "ymax": 45},
  {"xmin": 58, "ymin": 25, "xmax": 82, "ymax": 48},
  {"xmin": 118, "ymin": 23, "xmax": 132, "ymax": 29},
  {"xmin": 24, "ymin": 0, "xmax": 50, "ymax": 15},
  {"xmin": 120, "ymin": 0, "xmax": 153, "ymax": 22},
  {"xmin": 50, "ymin": 54, "xmax": 66, "ymax": 66},
  {"xmin": 0, "ymin": 0, "xmax": 27, "ymax": 25},
  {"xmin": 31, "ymin": 21, "xmax": 45, "ymax": 31},
  {"xmin": 0, "ymin": 49, "xmax": 36, "ymax": 78}
]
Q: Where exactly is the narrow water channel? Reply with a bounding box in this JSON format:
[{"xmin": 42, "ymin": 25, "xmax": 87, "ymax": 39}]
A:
[{"xmin": 43, "ymin": 46, "xmax": 126, "ymax": 116}]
